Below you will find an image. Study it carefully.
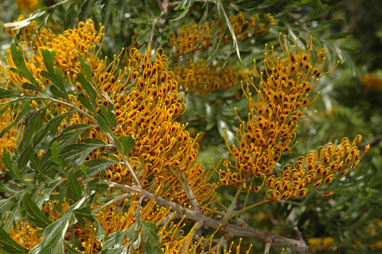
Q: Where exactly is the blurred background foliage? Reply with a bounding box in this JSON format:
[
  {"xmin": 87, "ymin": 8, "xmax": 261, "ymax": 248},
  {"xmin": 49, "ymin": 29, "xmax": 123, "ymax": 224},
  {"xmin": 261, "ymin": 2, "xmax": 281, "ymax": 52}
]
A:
[{"xmin": 1, "ymin": 0, "xmax": 381, "ymax": 252}]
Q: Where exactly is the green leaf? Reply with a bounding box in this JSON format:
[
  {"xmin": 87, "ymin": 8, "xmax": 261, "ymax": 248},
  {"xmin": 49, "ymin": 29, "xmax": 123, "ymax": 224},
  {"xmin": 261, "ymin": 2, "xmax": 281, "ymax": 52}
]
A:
[
  {"xmin": 121, "ymin": 135, "xmax": 136, "ymax": 154},
  {"xmin": 10, "ymin": 44, "xmax": 38, "ymax": 85},
  {"xmin": 100, "ymin": 246, "xmax": 128, "ymax": 254},
  {"xmin": 22, "ymin": 82, "xmax": 42, "ymax": 92},
  {"xmin": 74, "ymin": 206, "xmax": 93, "ymax": 226},
  {"xmin": 142, "ymin": 221, "xmax": 159, "ymax": 243},
  {"xmin": 112, "ymin": 135, "xmax": 123, "ymax": 154},
  {"xmin": 33, "ymin": 111, "xmax": 73, "ymax": 147},
  {"xmin": 64, "ymin": 2, "xmax": 78, "ymax": 28},
  {"xmin": 98, "ymin": 104, "xmax": 115, "ymax": 129},
  {"xmin": 41, "ymin": 49, "xmax": 56, "ymax": 74},
  {"xmin": 0, "ymin": 226, "xmax": 29, "ymax": 253},
  {"xmin": 30, "ymin": 197, "xmax": 87, "ymax": 254},
  {"xmin": 60, "ymin": 142, "xmax": 106, "ymax": 165},
  {"xmin": 326, "ymin": 32, "xmax": 352, "ymax": 40},
  {"xmin": 132, "ymin": 233, "xmax": 141, "ymax": 249},
  {"xmin": 257, "ymin": 0, "xmax": 278, "ymax": 8},
  {"xmin": 18, "ymin": 106, "xmax": 49, "ymax": 155},
  {"xmin": 2, "ymin": 149, "xmax": 21, "ymax": 179},
  {"xmin": 78, "ymin": 94, "xmax": 95, "ymax": 113},
  {"xmin": 79, "ymin": 164, "xmax": 88, "ymax": 176},
  {"xmin": 50, "ymin": 140, "xmax": 64, "ymax": 168},
  {"xmin": 95, "ymin": 113, "xmax": 111, "ymax": 133},
  {"xmin": 0, "ymin": 88, "xmax": 19, "ymax": 99},
  {"xmin": 87, "ymin": 178, "xmax": 109, "ymax": 194},
  {"xmin": 41, "ymin": 62, "xmax": 67, "ymax": 95},
  {"xmin": 22, "ymin": 193, "xmax": 51, "ymax": 228},
  {"xmin": 64, "ymin": 242, "xmax": 82, "ymax": 254},
  {"xmin": 67, "ymin": 170, "xmax": 82, "ymax": 202},
  {"xmin": 83, "ymin": 158, "xmax": 119, "ymax": 176},
  {"xmin": 49, "ymin": 85, "xmax": 68, "ymax": 100},
  {"xmin": 102, "ymin": 229, "xmax": 129, "ymax": 250},
  {"xmin": 78, "ymin": 0, "xmax": 92, "ymax": 22},
  {"xmin": 170, "ymin": 8, "xmax": 190, "ymax": 22},
  {"xmin": 52, "ymin": 124, "xmax": 95, "ymax": 146},
  {"xmin": 78, "ymin": 72, "xmax": 97, "ymax": 104},
  {"xmin": 78, "ymin": 54, "xmax": 92, "ymax": 82},
  {"xmin": 61, "ymin": 123, "xmax": 95, "ymax": 134}
]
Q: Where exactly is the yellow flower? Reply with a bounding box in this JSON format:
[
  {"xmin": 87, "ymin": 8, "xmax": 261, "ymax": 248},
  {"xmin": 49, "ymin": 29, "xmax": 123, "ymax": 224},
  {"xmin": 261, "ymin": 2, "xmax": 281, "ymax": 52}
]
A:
[
  {"xmin": 361, "ymin": 74, "xmax": 382, "ymax": 91},
  {"xmin": 0, "ymin": 106, "xmax": 23, "ymax": 171},
  {"xmin": 308, "ymin": 237, "xmax": 335, "ymax": 252},
  {"xmin": 221, "ymin": 34, "xmax": 335, "ymax": 188},
  {"xmin": 266, "ymin": 136, "xmax": 369, "ymax": 202},
  {"xmin": 2, "ymin": 15, "xmax": 37, "ymax": 41},
  {"xmin": 173, "ymin": 59, "xmax": 242, "ymax": 94},
  {"xmin": 16, "ymin": 0, "xmax": 39, "ymax": 14}
]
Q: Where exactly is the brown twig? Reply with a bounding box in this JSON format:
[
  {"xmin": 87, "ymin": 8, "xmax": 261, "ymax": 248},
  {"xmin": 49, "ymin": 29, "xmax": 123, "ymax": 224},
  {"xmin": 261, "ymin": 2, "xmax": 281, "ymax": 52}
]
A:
[
  {"xmin": 181, "ymin": 172, "xmax": 200, "ymax": 212},
  {"xmin": 103, "ymin": 180, "xmax": 310, "ymax": 253},
  {"xmin": 362, "ymin": 136, "xmax": 382, "ymax": 149}
]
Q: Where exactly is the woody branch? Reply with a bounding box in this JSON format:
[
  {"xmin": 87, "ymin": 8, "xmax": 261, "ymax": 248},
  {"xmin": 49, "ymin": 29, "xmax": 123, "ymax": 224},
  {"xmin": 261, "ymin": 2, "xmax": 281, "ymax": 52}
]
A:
[{"xmin": 103, "ymin": 180, "xmax": 310, "ymax": 254}]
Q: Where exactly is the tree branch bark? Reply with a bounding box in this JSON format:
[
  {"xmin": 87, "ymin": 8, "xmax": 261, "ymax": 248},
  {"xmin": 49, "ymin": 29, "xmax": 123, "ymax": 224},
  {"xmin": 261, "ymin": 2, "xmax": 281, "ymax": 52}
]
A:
[{"xmin": 103, "ymin": 180, "xmax": 310, "ymax": 254}]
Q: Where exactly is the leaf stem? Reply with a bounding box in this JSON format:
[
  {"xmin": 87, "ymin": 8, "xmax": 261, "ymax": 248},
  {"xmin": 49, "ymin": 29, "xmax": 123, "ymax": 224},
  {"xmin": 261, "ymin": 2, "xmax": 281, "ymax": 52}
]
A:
[{"xmin": 235, "ymin": 200, "xmax": 271, "ymax": 215}]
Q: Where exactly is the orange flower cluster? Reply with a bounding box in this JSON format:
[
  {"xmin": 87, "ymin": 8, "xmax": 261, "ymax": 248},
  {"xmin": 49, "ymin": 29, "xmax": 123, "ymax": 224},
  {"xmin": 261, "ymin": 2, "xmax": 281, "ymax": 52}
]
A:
[
  {"xmin": 9, "ymin": 219, "xmax": 42, "ymax": 250},
  {"xmin": 169, "ymin": 13, "xmax": 277, "ymax": 56},
  {"xmin": 0, "ymin": 20, "xmax": 105, "ymax": 164},
  {"xmin": 266, "ymin": 136, "xmax": 369, "ymax": 201},
  {"xmin": 361, "ymin": 74, "xmax": 382, "ymax": 91},
  {"xmin": 2, "ymin": 17, "xmax": 218, "ymax": 210},
  {"xmin": 109, "ymin": 47, "xmax": 218, "ymax": 210},
  {"xmin": 221, "ymin": 34, "xmax": 334, "ymax": 188},
  {"xmin": 1, "ymin": 19, "xmax": 100, "ymax": 96},
  {"xmin": 172, "ymin": 60, "xmax": 241, "ymax": 94}
]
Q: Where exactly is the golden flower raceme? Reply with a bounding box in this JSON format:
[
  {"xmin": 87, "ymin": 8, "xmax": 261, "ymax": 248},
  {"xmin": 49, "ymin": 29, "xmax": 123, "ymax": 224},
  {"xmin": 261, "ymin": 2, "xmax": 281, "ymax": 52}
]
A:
[
  {"xmin": 220, "ymin": 33, "xmax": 369, "ymax": 201},
  {"xmin": 266, "ymin": 135, "xmax": 369, "ymax": 201},
  {"xmin": 2, "ymin": 15, "xmax": 37, "ymax": 41},
  {"xmin": 173, "ymin": 59, "xmax": 242, "ymax": 94},
  {"xmin": 361, "ymin": 74, "xmax": 382, "ymax": 91},
  {"xmin": 16, "ymin": 0, "xmax": 39, "ymax": 14}
]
